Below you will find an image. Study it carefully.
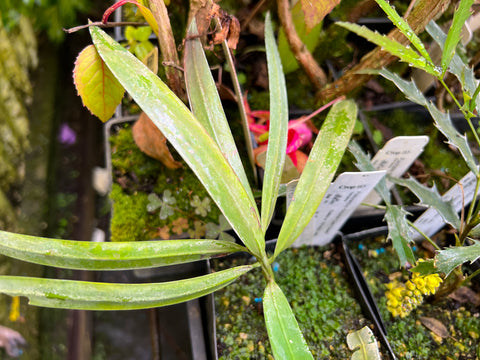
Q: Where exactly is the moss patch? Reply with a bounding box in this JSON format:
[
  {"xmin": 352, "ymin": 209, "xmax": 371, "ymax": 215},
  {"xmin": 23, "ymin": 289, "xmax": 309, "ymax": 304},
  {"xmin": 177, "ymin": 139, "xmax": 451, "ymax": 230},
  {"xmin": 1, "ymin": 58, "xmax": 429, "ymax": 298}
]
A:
[
  {"xmin": 109, "ymin": 124, "xmax": 222, "ymax": 241},
  {"xmin": 213, "ymin": 246, "xmax": 367, "ymax": 359}
]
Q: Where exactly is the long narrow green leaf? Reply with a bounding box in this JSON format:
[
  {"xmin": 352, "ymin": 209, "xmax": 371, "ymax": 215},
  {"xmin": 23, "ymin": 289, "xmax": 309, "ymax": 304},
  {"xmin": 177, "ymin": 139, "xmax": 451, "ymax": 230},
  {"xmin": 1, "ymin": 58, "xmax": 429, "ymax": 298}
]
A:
[
  {"xmin": 374, "ymin": 0, "xmax": 432, "ymax": 63},
  {"xmin": 391, "ymin": 176, "xmax": 460, "ymax": 229},
  {"xmin": 184, "ymin": 19, "xmax": 256, "ymax": 207},
  {"xmin": 90, "ymin": 26, "xmax": 265, "ymax": 258},
  {"xmin": 0, "ymin": 265, "xmax": 253, "ymax": 310},
  {"xmin": 274, "ymin": 100, "xmax": 356, "ymax": 256},
  {"xmin": 336, "ymin": 22, "xmax": 439, "ymax": 76},
  {"xmin": 261, "ymin": 12, "xmax": 289, "ymax": 233},
  {"xmin": 0, "ymin": 230, "xmax": 246, "ymax": 270},
  {"xmin": 435, "ymin": 240, "xmax": 480, "ymax": 276},
  {"xmin": 441, "ymin": 0, "xmax": 474, "ymax": 74},
  {"xmin": 263, "ymin": 281, "xmax": 313, "ymax": 359}
]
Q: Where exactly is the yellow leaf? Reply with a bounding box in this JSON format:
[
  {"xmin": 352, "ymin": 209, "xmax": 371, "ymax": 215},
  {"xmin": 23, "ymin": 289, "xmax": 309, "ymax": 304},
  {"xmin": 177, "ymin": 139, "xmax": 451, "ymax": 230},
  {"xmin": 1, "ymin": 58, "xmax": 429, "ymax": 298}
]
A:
[
  {"xmin": 73, "ymin": 45, "xmax": 124, "ymax": 122},
  {"xmin": 300, "ymin": 0, "xmax": 340, "ymax": 32}
]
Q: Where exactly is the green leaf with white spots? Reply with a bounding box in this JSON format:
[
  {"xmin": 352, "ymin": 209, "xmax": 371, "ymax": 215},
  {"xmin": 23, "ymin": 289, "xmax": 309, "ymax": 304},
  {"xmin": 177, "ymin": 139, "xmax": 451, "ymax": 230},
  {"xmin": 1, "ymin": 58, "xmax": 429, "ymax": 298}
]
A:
[
  {"xmin": 263, "ymin": 281, "xmax": 313, "ymax": 359},
  {"xmin": 90, "ymin": 25, "xmax": 265, "ymax": 257},
  {"xmin": 0, "ymin": 230, "xmax": 246, "ymax": 270},
  {"xmin": 275, "ymin": 100, "xmax": 356, "ymax": 256},
  {"xmin": 0, "ymin": 265, "xmax": 253, "ymax": 310},
  {"xmin": 374, "ymin": 0, "xmax": 432, "ymax": 63},
  {"xmin": 261, "ymin": 12, "xmax": 289, "ymax": 234}
]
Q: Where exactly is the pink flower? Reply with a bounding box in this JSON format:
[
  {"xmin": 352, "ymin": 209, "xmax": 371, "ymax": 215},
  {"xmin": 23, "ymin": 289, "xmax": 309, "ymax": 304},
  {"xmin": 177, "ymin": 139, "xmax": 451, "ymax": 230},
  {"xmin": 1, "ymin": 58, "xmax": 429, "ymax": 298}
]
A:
[{"xmin": 245, "ymin": 95, "xmax": 344, "ymax": 173}]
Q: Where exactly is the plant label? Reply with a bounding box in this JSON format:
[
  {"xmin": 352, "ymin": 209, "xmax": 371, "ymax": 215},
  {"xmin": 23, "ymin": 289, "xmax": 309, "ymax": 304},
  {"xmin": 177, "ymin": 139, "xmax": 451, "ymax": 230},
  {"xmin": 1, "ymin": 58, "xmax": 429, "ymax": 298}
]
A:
[
  {"xmin": 287, "ymin": 170, "xmax": 386, "ymax": 247},
  {"xmin": 410, "ymin": 171, "xmax": 479, "ymax": 239},
  {"xmin": 360, "ymin": 136, "xmax": 429, "ymax": 208}
]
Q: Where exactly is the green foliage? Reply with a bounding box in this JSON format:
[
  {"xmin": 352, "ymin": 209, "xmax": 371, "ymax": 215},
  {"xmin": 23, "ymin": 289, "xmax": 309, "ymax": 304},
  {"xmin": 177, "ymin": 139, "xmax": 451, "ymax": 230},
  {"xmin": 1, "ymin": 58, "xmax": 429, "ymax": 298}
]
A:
[
  {"xmin": 0, "ymin": 230, "xmax": 246, "ymax": 270},
  {"xmin": 110, "ymin": 125, "xmax": 163, "ymax": 178},
  {"xmin": 336, "ymin": 21, "xmax": 439, "ymax": 76},
  {"xmin": 392, "ymin": 177, "xmax": 460, "ymax": 229},
  {"xmin": 342, "ymin": 0, "xmax": 480, "ymax": 289},
  {"xmin": 0, "ymin": 9, "xmax": 357, "ymax": 357},
  {"xmin": 435, "ymin": 241, "xmax": 480, "ymax": 276},
  {"xmin": 374, "ymin": 0, "xmax": 432, "ymax": 62},
  {"xmin": 190, "ymin": 195, "xmax": 211, "ymax": 217},
  {"xmin": 0, "ymin": 0, "xmax": 90, "ymax": 42},
  {"xmin": 124, "ymin": 26, "xmax": 154, "ymax": 60},
  {"xmin": 148, "ymin": 190, "xmax": 176, "ymax": 220},
  {"xmin": 205, "ymin": 215, "xmax": 235, "ymax": 242},
  {"xmin": 109, "ymin": 125, "xmax": 222, "ymax": 241},
  {"xmin": 261, "ymin": 12, "xmax": 289, "ymax": 233},
  {"xmin": 384, "ymin": 205, "xmax": 415, "ymax": 267}
]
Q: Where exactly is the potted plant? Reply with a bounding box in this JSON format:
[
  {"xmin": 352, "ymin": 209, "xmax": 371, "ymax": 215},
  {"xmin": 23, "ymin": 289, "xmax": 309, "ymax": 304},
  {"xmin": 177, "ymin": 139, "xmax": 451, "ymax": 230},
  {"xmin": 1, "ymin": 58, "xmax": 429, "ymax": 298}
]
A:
[{"xmin": 0, "ymin": 4, "xmax": 360, "ymax": 357}]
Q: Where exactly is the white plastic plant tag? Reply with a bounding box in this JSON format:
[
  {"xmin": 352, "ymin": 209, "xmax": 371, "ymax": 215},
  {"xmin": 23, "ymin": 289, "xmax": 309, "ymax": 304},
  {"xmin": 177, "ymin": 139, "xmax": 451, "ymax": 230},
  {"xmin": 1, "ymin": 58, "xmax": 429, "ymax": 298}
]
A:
[
  {"xmin": 361, "ymin": 136, "xmax": 429, "ymax": 207},
  {"xmin": 287, "ymin": 171, "xmax": 386, "ymax": 247},
  {"xmin": 410, "ymin": 171, "xmax": 479, "ymax": 240}
]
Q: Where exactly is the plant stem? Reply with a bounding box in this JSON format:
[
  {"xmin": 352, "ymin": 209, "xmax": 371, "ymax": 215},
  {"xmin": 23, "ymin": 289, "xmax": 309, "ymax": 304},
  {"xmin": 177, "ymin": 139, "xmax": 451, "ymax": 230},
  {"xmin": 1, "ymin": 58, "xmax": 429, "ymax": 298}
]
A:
[
  {"xmin": 260, "ymin": 255, "xmax": 275, "ymax": 281},
  {"xmin": 149, "ymin": 0, "xmax": 186, "ymax": 101},
  {"xmin": 64, "ymin": 21, "xmax": 148, "ymax": 33},
  {"xmin": 465, "ymin": 177, "xmax": 480, "ymax": 227},
  {"xmin": 219, "ymin": 29, "xmax": 258, "ymax": 186},
  {"xmin": 461, "ymin": 267, "xmax": 480, "ymax": 286},
  {"xmin": 439, "ymin": 78, "xmax": 480, "ymax": 148},
  {"xmin": 407, "ymin": 220, "xmax": 441, "ymax": 250},
  {"xmin": 276, "ymin": 0, "xmax": 327, "ymax": 90}
]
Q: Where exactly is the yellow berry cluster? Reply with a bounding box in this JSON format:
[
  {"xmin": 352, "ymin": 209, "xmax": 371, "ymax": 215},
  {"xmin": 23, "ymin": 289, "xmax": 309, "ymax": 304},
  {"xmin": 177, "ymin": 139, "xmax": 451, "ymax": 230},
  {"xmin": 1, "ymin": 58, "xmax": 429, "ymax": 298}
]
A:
[{"xmin": 385, "ymin": 272, "xmax": 443, "ymax": 318}]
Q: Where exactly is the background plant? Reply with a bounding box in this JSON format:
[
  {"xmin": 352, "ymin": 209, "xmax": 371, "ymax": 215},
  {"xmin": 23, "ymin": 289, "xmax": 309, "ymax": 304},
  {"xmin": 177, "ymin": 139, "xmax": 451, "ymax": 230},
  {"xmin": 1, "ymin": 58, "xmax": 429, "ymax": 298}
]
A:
[
  {"xmin": 341, "ymin": 0, "xmax": 480, "ymax": 297},
  {"xmin": 0, "ymin": 6, "xmax": 357, "ymax": 359}
]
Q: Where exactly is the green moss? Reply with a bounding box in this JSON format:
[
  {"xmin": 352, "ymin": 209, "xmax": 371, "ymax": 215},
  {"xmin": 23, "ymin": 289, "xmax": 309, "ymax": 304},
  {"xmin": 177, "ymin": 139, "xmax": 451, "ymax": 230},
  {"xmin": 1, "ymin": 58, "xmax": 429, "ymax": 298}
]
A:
[
  {"xmin": 110, "ymin": 125, "xmax": 163, "ymax": 179},
  {"xmin": 109, "ymin": 124, "xmax": 222, "ymax": 241},
  {"xmin": 110, "ymin": 183, "xmax": 150, "ymax": 242},
  {"xmin": 213, "ymin": 246, "xmax": 367, "ymax": 359}
]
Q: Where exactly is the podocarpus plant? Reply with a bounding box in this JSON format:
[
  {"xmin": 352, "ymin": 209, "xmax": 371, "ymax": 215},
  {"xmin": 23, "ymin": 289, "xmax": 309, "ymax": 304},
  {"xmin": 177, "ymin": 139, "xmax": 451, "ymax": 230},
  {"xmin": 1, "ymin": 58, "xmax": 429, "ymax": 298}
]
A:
[
  {"xmin": 340, "ymin": 0, "xmax": 480, "ymax": 301},
  {"xmin": 0, "ymin": 11, "xmax": 357, "ymax": 358}
]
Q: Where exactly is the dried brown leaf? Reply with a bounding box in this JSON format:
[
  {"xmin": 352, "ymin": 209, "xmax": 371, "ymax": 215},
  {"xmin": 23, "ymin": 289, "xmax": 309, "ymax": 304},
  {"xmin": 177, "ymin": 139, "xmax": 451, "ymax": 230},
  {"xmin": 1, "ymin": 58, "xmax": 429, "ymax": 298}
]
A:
[
  {"xmin": 132, "ymin": 112, "xmax": 182, "ymax": 169},
  {"xmin": 448, "ymin": 286, "xmax": 480, "ymax": 306},
  {"xmin": 420, "ymin": 316, "xmax": 449, "ymax": 338}
]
